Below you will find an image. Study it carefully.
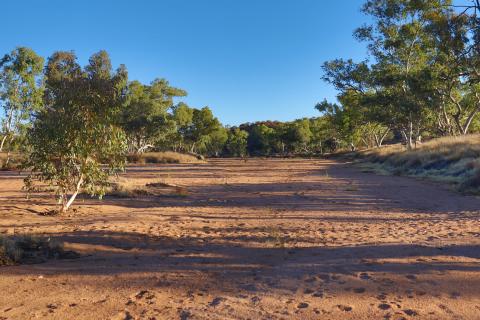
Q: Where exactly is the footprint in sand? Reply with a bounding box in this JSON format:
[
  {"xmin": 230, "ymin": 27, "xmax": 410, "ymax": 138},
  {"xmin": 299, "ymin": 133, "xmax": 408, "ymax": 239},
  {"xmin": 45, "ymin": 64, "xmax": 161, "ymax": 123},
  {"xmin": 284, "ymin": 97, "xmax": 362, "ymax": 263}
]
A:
[
  {"xmin": 209, "ymin": 297, "xmax": 226, "ymax": 307},
  {"xmin": 179, "ymin": 310, "xmax": 191, "ymax": 320},
  {"xmin": 359, "ymin": 272, "xmax": 372, "ymax": 280},
  {"xmin": 438, "ymin": 304, "xmax": 454, "ymax": 315},
  {"xmin": 377, "ymin": 293, "xmax": 387, "ymax": 300},
  {"xmin": 353, "ymin": 287, "xmax": 366, "ymax": 294},
  {"xmin": 337, "ymin": 305, "xmax": 353, "ymax": 312},
  {"xmin": 111, "ymin": 310, "xmax": 133, "ymax": 320},
  {"xmin": 297, "ymin": 302, "xmax": 309, "ymax": 309},
  {"xmin": 403, "ymin": 309, "xmax": 418, "ymax": 316},
  {"xmin": 378, "ymin": 303, "xmax": 391, "ymax": 310}
]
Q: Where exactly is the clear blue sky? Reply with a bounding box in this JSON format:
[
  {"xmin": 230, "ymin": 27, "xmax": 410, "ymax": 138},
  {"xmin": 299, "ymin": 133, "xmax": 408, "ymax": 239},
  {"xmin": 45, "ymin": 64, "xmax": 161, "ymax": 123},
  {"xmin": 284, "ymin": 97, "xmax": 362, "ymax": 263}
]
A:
[{"xmin": 1, "ymin": 0, "xmax": 469, "ymax": 125}]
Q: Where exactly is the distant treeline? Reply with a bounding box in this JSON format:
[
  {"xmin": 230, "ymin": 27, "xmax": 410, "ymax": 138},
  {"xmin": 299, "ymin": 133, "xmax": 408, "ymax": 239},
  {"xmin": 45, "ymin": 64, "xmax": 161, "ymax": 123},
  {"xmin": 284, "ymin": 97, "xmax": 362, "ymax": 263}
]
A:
[{"xmin": 0, "ymin": 51, "xmax": 371, "ymax": 160}]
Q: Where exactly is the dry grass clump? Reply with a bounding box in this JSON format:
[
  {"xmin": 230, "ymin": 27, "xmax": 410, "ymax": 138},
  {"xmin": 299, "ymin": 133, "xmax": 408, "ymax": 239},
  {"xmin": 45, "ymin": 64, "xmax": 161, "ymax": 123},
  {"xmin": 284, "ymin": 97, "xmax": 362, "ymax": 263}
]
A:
[
  {"xmin": 107, "ymin": 179, "xmax": 156, "ymax": 198},
  {"xmin": 127, "ymin": 152, "xmax": 203, "ymax": 164},
  {"xmin": 0, "ymin": 235, "xmax": 73, "ymax": 266},
  {"xmin": 106, "ymin": 178, "xmax": 189, "ymax": 198},
  {"xmin": 357, "ymin": 135, "xmax": 480, "ymax": 193}
]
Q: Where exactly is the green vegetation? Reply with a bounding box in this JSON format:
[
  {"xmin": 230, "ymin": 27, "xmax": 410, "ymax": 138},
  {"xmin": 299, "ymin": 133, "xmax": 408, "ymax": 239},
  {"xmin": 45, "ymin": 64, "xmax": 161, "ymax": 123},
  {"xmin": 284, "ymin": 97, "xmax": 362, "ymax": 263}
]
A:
[
  {"xmin": 0, "ymin": 48, "xmax": 44, "ymax": 166},
  {"xmin": 1, "ymin": 0, "xmax": 480, "ymax": 212},
  {"xmin": 356, "ymin": 135, "xmax": 480, "ymax": 194},
  {"xmin": 321, "ymin": 0, "xmax": 480, "ymax": 150},
  {"xmin": 23, "ymin": 51, "xmax": 128, "ymax": 213}
]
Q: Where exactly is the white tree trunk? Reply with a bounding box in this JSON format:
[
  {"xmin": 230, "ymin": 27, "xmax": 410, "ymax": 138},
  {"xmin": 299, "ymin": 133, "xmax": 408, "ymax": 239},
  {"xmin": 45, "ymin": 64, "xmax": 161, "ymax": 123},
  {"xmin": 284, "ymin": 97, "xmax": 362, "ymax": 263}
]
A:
[
  {"xmin": 0, "ymin": 135, "xmax": 7, "ymax": 152},
  {"xmin": 62, "ymin": 176, "xmax": 83, "ymax": 212}
]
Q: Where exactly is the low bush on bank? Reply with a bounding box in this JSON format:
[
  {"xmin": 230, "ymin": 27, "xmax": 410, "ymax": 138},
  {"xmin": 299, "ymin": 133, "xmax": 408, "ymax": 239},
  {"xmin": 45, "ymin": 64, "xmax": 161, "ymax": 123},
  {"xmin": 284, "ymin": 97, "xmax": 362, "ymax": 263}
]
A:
[
  {"xmin": 356, "ymin": 135, "xmax": 480, "ymax": 194},
  {"xmin": 127, "ymin": 152, "xmax": 203, "ymax": 164},
  {"xmin": 0, "ymin": 235, "xmax": 76, "ymax": 266}
]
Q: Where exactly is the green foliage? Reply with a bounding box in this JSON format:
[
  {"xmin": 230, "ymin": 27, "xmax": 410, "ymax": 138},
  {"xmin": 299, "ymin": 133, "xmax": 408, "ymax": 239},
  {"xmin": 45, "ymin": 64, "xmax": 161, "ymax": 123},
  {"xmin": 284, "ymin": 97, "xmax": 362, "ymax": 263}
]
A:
[
  {"xmin": 174, "ymin": 105, "xmax": 226, "ymax": 156},
  {"xmin": 0, "ymin": 47, "xmax": 44, "ymax": 164},
  {"xmin": 24, "ymin": 51, "xmax": 128, "ymax": 212},
  {"xmin": 121, "ymin": 79, "xmax": 186, "ymax": 153},
  {"xmin": 320, "ymin": 0, "xmax": 480, "ymax": 150},
  {"xmin": 247, "ymin": 124, "xmax": 276, "ymax": 155},
  {"xmin": 226, "ymin": 128, "xmax": 249, "ymax": 157}
]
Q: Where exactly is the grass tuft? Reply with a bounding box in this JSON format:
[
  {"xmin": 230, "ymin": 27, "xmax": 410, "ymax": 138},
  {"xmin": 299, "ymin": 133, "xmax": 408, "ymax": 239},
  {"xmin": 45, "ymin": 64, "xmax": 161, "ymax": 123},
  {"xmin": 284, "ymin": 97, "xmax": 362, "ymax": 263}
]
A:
[
  {"xmin": 0, "ymin": 235, "xmax": 76, "ymax": 266},
  {"xmin": 127, "ymin": 152, "xmax": 203, "ymax": 164}
]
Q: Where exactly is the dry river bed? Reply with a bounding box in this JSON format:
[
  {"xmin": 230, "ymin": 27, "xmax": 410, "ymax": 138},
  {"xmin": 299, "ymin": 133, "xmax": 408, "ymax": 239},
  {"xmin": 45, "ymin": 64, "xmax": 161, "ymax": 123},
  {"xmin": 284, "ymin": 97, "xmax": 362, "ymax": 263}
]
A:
[{"xmin": 0, "ymin": 159, "xmax": 479, "ymax": 320}]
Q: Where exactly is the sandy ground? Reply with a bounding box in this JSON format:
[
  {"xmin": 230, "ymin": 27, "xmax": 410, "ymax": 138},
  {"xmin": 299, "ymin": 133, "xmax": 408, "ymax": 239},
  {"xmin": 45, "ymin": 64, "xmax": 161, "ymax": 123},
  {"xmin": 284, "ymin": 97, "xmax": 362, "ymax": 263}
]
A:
[{"xmin": 0, "ymin": 159, "xmax": 479, "ymax": 320}]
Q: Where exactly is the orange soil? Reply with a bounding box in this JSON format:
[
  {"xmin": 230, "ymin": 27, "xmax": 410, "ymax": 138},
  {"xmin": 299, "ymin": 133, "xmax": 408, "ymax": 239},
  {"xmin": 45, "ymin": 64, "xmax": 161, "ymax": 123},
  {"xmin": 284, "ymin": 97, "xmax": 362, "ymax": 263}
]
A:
[{"xmin": 0, "ymin": 159, "xmax": 479, "ymax": 320}]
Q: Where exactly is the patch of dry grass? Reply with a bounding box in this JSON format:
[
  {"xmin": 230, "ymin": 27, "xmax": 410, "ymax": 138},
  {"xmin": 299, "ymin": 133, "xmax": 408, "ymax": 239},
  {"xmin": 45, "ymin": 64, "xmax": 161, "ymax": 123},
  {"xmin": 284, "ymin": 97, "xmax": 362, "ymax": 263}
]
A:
[
  {"xmin": 0, "ymin": 152, "xmax": 24, "ymax": 170},
  {"xmin": 106, "ymin": 178, "xmax": 189, "ymax": 198},
  {"xmin": 127, "ymin": 152, "xmax": 203, "ymax": 164},
  {"xmin": 356, "ymin": 135, "xmax": 480, "ymax": 194},
  {"xmin": 0, "ymin": 235, "xmax": 73, "ymax": 266}
]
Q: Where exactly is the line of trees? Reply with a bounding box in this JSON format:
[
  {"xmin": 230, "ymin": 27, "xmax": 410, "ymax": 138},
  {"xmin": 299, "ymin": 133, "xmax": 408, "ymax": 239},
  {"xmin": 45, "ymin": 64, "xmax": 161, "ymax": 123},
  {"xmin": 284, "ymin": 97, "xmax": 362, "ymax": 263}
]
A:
[
  {"xmin": 0, "ymin": 48, "xmax": 355, "ymax": 166},
  {"xmin": 0, "ymin": 48, "xmax": 337, "ymax": 212}
]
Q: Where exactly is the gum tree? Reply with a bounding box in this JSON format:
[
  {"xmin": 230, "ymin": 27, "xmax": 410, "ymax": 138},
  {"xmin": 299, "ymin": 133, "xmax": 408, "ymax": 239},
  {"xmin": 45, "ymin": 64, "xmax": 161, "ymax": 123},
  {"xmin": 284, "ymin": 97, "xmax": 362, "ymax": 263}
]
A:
[
  {"xmin": 0, "ymin": 47, "xmax": 44, "ymax": 165},
  {"xmin": 121, "ymin": 79, "xmax": 186, "ymax": 153},
  {"xmin": 24, "ymin": 51, "xmax": 128, "ymax": 212},
  {"xmin": 226, "ymin": 128, "xmax": 249, "ymax": 157}
]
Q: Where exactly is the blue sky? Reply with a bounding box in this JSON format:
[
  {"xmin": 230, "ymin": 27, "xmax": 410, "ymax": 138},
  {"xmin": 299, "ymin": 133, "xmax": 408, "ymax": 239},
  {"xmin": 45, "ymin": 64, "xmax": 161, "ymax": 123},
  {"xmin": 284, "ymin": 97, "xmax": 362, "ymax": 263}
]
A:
[{"xmin": 2, "ymin": 0, "xmax": 470, "ymax": 125}]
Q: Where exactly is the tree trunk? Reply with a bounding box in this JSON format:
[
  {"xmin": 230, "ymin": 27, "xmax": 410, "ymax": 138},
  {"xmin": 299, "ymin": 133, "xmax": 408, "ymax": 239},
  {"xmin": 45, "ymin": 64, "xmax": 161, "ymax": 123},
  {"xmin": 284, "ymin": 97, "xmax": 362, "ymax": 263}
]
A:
[
  {"xmin": 378, "ymin": 128, "xmax": 389, "ymax": 147},
  {"xmin": 406, "ymin": 121, "xmax": 414, "ymax": 150},
  {"xmin": 0, "ymin": 135, "xmax": 7, "ymax": 152},
  {"xmin": 461, "ymin": 97, "xmax": 480, "ymax": 135},
  {"xmin": 62, "ymin": 176, "xmax": 83, "ymax": 212}
]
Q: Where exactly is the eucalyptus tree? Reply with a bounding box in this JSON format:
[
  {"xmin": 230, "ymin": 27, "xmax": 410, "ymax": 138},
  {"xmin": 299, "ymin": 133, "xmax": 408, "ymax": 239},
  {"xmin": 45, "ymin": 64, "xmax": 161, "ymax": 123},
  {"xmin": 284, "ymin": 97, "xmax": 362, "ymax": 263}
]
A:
[
  {"xmin": 287, "ymin": 119, "xmax": 312, "ymax": 153},
  {"xmin": 171, "ymin": 102, "xmax": 194, "ymax": 152},
  {"xmin": 184, "ymin": 107, "xmax": 224, "ymax": 154},
  {"xmin": 122, "ymin": 79, "xmax": 186, "ymax": 153},
  {"xmin": 247, "ymin": 124, "xmax": 275, "ymax": 155},
  {"xmin": 354, "ymin": 0, "xmax": 453, "ymax": 148},
  {"xmin": 0, "ymin": 47, "xmax": 44, "ymax": 164},
  {"xmin": 413, "ymin": 4, "xmax": 480, "ymax": 136},
  {"xmin": 226, "ymin": 128, "xmax": 249, "ymax": 157},
  {"xmin": 24, "ymin": 50, "xmax": 128, "ymax": 213}
]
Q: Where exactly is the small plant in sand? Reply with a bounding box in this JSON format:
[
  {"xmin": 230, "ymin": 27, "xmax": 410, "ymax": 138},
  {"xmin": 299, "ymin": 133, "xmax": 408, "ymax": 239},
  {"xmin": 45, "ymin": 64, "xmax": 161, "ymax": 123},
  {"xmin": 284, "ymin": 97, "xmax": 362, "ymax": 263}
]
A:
[
  {"xmin": 266, "ymin": 226, "xmax": 286, "ymax": 248},
  {"xmin": 23, "ymin": 51, "xmax": 128, "ymax": 213}
]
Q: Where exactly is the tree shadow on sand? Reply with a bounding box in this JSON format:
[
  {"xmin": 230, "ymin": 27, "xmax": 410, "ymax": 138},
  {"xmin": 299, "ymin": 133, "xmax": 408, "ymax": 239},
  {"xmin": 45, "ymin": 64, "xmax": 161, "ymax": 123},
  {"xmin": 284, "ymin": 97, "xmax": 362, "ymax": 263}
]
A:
[{"xmin": 2, "ymin": 229, "xmax": 480, "ymax": 298}]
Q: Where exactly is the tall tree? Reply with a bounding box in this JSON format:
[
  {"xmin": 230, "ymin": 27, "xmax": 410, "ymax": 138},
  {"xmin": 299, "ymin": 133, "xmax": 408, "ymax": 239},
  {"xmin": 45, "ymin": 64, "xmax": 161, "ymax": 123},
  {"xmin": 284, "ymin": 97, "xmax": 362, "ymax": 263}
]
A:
[
  {"xmin": 226, "ymin": 128, "xmax": 249, "ymax": 157},
  {"xmin": 0, "ymin": 47, "xmax": 44, "ymax": 164},
  {"xmin": 122, "ymin": 79, "xmax": 186, "ymax": 153},
  {"xmin": 184, "ymin": 107, "xmax": 224, "ymax": 154},
  {"xmin": 24, "ymin": 51, "xmax": 128, "ymax": 212},
  {"xmin": 354, "ymin": 0, "xmax": 452, "ymax": 148},
  {"xmin": 171, "ymin": 102, "xmax": 194, "ymax": 152}
]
